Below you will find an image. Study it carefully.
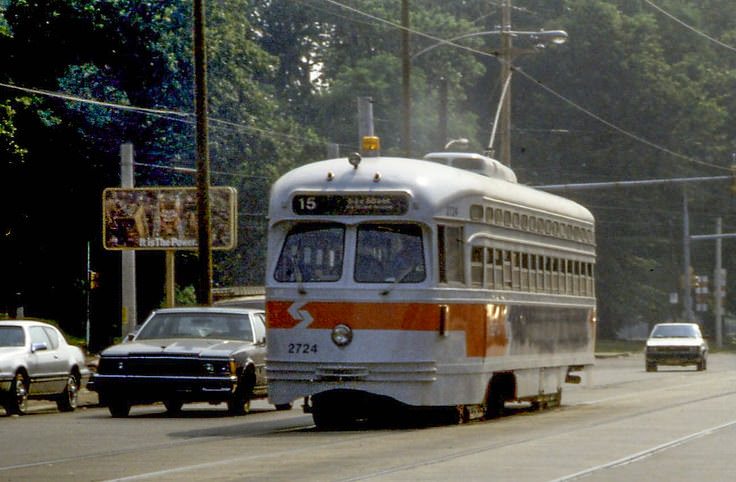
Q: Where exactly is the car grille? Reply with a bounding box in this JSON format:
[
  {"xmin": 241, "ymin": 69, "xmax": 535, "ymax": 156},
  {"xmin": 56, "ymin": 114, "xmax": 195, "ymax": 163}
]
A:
[{"xmin": 98, "ymin": 355, "xmax": 228, "ymax": 377}]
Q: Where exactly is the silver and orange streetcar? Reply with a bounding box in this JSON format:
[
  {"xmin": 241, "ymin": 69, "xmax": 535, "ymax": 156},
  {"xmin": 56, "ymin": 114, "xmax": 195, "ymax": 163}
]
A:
[{"xmin": 265, "ymin": 141, "xmax": 596, "ymax": 429}]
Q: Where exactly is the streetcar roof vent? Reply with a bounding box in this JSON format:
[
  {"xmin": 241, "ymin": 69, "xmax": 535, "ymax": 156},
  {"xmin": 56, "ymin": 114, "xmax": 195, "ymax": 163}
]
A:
[{"xmin": 423, "ymin": 152, "xmax": 517, "ymax": 183}]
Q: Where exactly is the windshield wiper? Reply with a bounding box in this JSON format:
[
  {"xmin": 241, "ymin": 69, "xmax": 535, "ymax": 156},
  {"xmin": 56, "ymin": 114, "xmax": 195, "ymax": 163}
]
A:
[{"xmin": 380, "ymin": 264, "xmax": 417, "ymax": 296}]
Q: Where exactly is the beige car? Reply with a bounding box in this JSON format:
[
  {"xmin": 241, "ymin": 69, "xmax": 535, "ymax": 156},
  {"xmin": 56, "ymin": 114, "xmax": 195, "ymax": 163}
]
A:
[
  {"xmin": 645, "ymin": 322, "xmax": 708, "ymax": 372},
  {"xmin": 0, "ymin": 320, "xmax": 90, "ymax": 415},
  {"xmin": 88, "ymin": 306, "xmax": 291, "ymax": 417}
]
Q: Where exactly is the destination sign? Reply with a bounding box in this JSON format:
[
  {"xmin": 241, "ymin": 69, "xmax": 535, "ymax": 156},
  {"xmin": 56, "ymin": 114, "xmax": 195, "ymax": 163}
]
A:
[{"xmin": 292, "ymin": 194, "xmax": 409, "ymax": 216}]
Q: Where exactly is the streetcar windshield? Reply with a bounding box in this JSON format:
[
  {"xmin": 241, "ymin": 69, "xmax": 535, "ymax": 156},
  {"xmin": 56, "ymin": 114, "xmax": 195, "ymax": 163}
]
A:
[
  {"xmin": 355, "ymin": 223, "xmax": 425, "ymax": 283},
  {"xmin": 274, "ymin": 223, "xmax": 345, "ymax": 282}
]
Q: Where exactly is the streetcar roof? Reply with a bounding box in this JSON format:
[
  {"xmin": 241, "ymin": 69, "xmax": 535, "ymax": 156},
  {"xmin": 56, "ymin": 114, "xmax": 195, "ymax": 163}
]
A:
[{"xmin": 269, "ymin": 155, "xmax": 593, "ymax": 223}]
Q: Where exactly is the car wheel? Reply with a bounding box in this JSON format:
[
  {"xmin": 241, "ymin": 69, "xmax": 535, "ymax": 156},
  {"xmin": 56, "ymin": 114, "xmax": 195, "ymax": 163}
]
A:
[
  {"xmin": 164, "ymin": 399, "xmax": 184, "ymax": 414},
  {"xmin": 227, "ymin": 391, "xmax": 251, "ymax": 416},
  {"xmin": 646, "ymin": 361, "xmax": 657, "ymax": 372},
  {"xmin": 56, "ymin": 372, "xmax": 80, "ymax": 412},
  {"xmin": 108, "ymin": 398, "xmax": 131, "ymax": 417},
  {"xmin": 6, "ymin": 372, "xmax": 29, "ymax": 415},
  {"xmin": 697, "ymin": 358, "xmax": 707, "ymax": 371},
  {"xmin": 275, "ymin": 403, "xmax": 293, "ymax": 411}
]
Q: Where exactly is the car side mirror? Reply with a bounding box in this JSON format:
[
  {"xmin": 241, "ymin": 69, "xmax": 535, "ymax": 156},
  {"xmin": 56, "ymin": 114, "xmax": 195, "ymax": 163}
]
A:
[{"xmin": 31, "ymin": 342, "xmax": 48, "ymax": 353}]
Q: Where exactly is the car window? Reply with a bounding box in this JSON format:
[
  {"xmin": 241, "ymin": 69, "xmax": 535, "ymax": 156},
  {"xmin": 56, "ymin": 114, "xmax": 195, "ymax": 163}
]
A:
[
  {"xmin": 0, "ymin": 326, "xmax": 25, "ymax": 347},
  {"xmin": 29, "ymin": 326, "xmax": 53, "ymax": 347},
  {"xmin": 651, "ymin": 324, "xmax": 697, "ymax": 338},
  {"xmin": 253, "ymin": 313, "xmax": 266, "ymax": 343},
  {"xmin": 136, "ymin": 313, "xmax": 254, "ymax": 341},
  {"xmin": 42, "ymin": 327, "xmax": 60, "ymax": 349}
]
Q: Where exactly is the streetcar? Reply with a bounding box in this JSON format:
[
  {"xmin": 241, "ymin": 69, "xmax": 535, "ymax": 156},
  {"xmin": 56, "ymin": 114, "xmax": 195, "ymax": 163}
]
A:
[{"xmin": 265, "ymin": 139, "xmax": 596, "ymax": 428}]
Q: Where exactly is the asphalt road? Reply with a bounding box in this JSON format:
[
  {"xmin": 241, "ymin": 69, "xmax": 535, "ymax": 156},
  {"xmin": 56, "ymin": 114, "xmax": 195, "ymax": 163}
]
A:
[{"xmin": 2, "ymin": 352, "xmax": 736, "ymax": 481}]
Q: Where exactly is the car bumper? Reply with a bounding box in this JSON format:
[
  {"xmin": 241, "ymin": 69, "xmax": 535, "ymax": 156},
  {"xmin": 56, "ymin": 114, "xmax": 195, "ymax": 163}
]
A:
[
  {"xmin": 646, "ymin": 351, "xmax": 704, "ymax": 365},
  {"xmin": 89, "ymin": 374, "xmax": 238, "ymax": 403}
]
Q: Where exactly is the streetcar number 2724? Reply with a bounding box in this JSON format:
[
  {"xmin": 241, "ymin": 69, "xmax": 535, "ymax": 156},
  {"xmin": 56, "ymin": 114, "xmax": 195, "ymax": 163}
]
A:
[{"xmin": 288, "ymin": 343, "xmax": 318, "ymax": 354}]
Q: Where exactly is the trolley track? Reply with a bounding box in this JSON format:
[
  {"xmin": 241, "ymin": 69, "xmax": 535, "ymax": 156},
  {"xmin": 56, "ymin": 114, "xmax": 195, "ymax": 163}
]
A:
[{"xmin": 3, "ymin": 356, "xmax": 736, "ymax": 481}]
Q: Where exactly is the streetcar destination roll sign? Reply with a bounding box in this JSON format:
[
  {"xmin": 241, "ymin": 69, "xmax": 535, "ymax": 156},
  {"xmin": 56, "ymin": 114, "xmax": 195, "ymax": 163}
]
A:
[{"xmin": 292, "ymin": 193, "xmax": 409, "ymax": 215}]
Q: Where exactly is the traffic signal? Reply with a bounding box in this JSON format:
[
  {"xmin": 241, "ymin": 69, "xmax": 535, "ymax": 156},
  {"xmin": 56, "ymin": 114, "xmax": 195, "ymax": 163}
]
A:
[{"xmin": 89, "ymin": 271, "xmax": 100, "ymax": 290}]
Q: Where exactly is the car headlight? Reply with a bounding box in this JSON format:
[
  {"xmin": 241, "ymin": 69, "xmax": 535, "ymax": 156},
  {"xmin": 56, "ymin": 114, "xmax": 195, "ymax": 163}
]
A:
[
  {"xmin": 331, "ymin": 324, "xmax": 353, "ymax": 347},
  {"xmin": 202, "ymin": 359, "xmax": 236, "ymax": 376}
]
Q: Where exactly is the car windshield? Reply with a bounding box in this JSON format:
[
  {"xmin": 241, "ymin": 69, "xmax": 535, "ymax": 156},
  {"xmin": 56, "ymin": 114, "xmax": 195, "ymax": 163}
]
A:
[
  {"xmin": 135, "ymin": 313, "xmax": 254, "ymax": 341},
  {"xmin": 0, "ymin": 326, "xmax": 25, "ymax": 347},
  {"xmin": 651, "ymin": 324, "xmax": 698, "ymax": 338}
]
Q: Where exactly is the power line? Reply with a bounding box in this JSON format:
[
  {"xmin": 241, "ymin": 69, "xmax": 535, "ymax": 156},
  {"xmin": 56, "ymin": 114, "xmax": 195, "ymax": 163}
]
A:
[
  {"xmin": 645, "ymin": 0, "xmax": 736, "ymax": 53},
  {"xmin": 318, "ymin": 0, "xmax": 731, "ymax": 173}
]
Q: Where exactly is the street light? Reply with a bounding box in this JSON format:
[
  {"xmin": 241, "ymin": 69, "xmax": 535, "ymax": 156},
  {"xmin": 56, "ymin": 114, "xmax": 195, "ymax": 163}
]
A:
[
  {"xmin": 410, "ymin": 2, "xmax": 567, "ymax": 167},
  {"xmin": 411, "ymin": 29, "xmax": 567, "ymax": 61}
]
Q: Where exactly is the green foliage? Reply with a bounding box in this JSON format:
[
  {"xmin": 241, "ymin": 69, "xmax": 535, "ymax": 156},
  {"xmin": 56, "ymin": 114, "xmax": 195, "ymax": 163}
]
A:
[
  {"xmin": 174, "ymin": 285, "xmax": 197, "ymax": 307},
  {"xmin": 1, "ymin": 0, "xmax": 736, "ymax": 342}
]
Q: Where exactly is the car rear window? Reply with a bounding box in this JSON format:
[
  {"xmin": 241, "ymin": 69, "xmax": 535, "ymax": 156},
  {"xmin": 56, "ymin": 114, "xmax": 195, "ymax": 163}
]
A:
[{"xmin": 0, "ymin": 326, "xmax": 25, "ymax": 347}]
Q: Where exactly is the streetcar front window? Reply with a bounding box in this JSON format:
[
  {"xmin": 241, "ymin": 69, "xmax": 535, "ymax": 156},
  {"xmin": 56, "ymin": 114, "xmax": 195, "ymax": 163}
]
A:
[
  {"xmin": 355, "ymin": 224, "xmax": 425, "ymax": 283},
  {"xmin": 274, "ymin": 223, "xmax": 345, "ymax": 282}
]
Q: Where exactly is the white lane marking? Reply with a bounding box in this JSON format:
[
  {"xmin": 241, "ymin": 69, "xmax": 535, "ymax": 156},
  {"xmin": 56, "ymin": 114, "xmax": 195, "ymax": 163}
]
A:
[{"xmin": 548, "ymin": 419, "xmax": 736, "ymax": 482}]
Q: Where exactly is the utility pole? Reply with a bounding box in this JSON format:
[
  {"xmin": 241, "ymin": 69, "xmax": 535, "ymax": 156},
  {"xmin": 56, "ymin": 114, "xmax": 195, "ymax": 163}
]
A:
[
  {"xmin": 400, "ymin": 0, "xmax": 411, "ymax": 157},
  {"xmin": 682, "ymin": 189, "xmax": 694, "ymax": 322},
  {"xmin": 714, "ymin": 217, "xmax": 723, "ymax": 347},
  {"xmin": 120, "ymin": 143, "xmax": 137, "ymax": 335},
  {"xmin": 499, "ymin": 0, "xmax": 513, "ymax": 166},
  {"xmin": 193, "ymin": 0, "xmax": 213, "ymax": 306}
]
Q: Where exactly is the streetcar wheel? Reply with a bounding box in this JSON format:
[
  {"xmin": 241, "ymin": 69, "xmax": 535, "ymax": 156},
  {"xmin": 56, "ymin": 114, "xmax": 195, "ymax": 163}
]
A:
[
  {"xmin": 485, "ymin": 391, "xmax": 505, "ymax": 419},
  {"xmin": 6, "ymin": 372, "xmax": 29, "ymax": 415},
  {"xmin": 56, "ymin": 372, "xmax": 79, "ymax": 412}
]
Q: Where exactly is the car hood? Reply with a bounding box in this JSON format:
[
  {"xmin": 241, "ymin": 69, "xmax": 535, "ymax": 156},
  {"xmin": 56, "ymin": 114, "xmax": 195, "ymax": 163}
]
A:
[
  {"xmin": 101, "ymin": 339, "xmax": 252, "ymax": 358},
  {"xmin": 647, "ymin": 338, "xmax": 704, "ymax": 347}
]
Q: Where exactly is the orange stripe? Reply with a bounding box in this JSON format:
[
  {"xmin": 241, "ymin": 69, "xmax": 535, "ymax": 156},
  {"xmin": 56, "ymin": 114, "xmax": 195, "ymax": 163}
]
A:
[{"xmin": 267, "ymin": 300, "xmax": 506, "ymax": 358}]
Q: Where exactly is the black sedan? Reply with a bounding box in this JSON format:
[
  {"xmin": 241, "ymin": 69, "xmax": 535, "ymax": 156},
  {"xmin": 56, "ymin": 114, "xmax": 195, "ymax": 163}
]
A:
[{"xmin": 89, "ymin": 306, "xmax": 290, "ymax": 417}]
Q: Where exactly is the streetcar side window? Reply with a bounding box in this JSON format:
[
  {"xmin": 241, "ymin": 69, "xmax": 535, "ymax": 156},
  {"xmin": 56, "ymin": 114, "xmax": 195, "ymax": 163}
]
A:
[
  {"xmin": 471, "ymin": 246, "xmax": 484, "ymax": 287},
  {"xmin": 438, "ymin": 225, "xmax": 464, "ymax": 284},
  {"xmin": 274, "ymin": 223, "xmax": 345, "ymax": 282},
  {"xmin": 355, "ymin": 223, "xmax": 426, "ymax": 283}
]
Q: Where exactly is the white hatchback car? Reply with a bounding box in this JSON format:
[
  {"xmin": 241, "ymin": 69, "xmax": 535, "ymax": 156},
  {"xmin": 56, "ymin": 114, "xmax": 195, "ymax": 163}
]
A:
[{"xmin": 645, "ymin": 322, "xmax": 708, "ymax": 372}]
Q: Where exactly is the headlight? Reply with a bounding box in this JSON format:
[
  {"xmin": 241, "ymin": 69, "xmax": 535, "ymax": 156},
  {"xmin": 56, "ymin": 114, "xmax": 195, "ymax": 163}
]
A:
[
  {"xmin": 331, "ymin": 324, "xmax": 353, "ymax": 347},
  {"xmin": 202, "ymin": 359, "xmax": 236, "ymax": 376}
]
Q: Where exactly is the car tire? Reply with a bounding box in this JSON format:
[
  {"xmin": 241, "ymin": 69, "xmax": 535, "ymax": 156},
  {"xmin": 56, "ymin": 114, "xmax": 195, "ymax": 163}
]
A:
[
  {"xmin": 227, "ymin": 381, "xmax": 252, "ymax": 416},
  {"xmin": 5, "ymin": 372, "xmax": 29, "ymax": 415},
  {"xmin": 164, "ymin": 400, "xmax": 184, "ymax": 414},
  {"xmin": 56, "ymin": 372, "xmax": 79, "ymax": 412},
  {"xmin": 697, "ymin": 358, "xmax": 707, "ymax": 371},
  {"xmin": 646, "ymin": 361, "xmax": 657, "ymax": 372},
  {"xmin": 275, "ymin": 403, "xmax": 293, "ymax": 411},
  {"xmin": 108, "ymin": 398, "xmax": 131, "ymax": 417}
]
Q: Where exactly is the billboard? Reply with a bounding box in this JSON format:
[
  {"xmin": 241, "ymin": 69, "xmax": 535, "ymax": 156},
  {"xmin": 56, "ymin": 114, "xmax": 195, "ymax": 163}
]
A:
[{"xmin": 103, "ymin": 187, "xmax": 237, "ymax": 250}]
